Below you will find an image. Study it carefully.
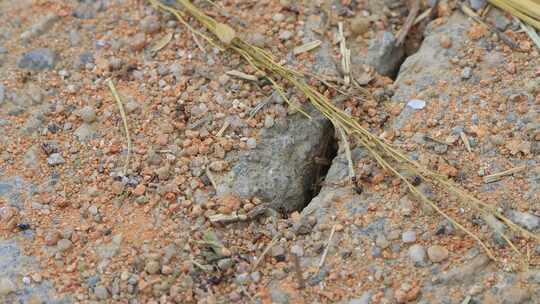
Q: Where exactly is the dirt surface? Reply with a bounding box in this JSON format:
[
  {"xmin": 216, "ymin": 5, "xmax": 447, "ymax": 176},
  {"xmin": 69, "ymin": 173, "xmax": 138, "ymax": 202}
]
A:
[{"xmin": 0, "ymin": 0, "xmax": 539, "ymax": 303}]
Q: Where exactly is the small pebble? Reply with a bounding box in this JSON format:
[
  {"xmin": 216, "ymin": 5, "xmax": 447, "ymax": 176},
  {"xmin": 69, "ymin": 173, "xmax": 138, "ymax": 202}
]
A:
[
  {"xmin": 279, "ymin": 30, "xmax": 293, "ymax": 41},
  {"xmin": 408, "ymin": 244, "xmax": 426, "ymax": 266},
  {"xmin": 246, "ymin": 138, "xmax": 257, "ymax": 149},
  {"xmin": 427, "ymin": 245, "xmax": 449, "ymax": 262},
  {"xmin": 290, "ymin": 244, "xmax": 304, "ymax": 257},
  {"xmin": 264, "ymin": 115, "xmax": 275, "ymax": 128},
  {"xmin": 145, "ymin": 260, "xmax": 161, "ymax": 275},
  {"xmin": 351, "ymin": 16, "xmax": 370, "ymax": 36},
  {"xmin": 402, "ymin": 230, "xmax": 417, "ymax": 243},
  {"xmin": 272, "ymin": 13, "xmax": 285, "ymax": 22},
  {"xmin": 140, "ymin": 15, "xmax": 160, "ymax": 34},
  {"xmin": 79, "ymin": 106, "xmax": 96, "ymax": 123},
  {"xmin": 57, "ymin": 239, "xmax": 73, "ymax": 252},
  {"xmin": 47, "ymin": 153, "xmax": 65, "ymax": 166},
  {"xmin": 461, "ymin": 67, "xmax": 472, "ymax": 80},
  {"xmin": 94, "ymin": 285, "xmax": 109, "ymax": 300}
]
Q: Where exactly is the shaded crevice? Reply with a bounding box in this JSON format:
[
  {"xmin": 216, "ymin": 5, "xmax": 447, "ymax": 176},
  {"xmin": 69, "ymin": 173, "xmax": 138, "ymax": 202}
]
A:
[{"xmin": 302, "ymin": 127, "xmax": 338, "ymax": 211}]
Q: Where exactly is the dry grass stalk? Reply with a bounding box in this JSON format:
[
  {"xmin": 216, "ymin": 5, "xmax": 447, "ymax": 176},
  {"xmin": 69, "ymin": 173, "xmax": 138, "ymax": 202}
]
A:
[
  {"xmin": 148, "ymin": 0, "xmax": 539, "ymax": 267},
  {"xmin": 107, "ymin": 79, "xmax": 132, "ymax": 176},
  {"xmin": 293, "ymin": 40, "xmax": 322, "ymax": 55},
  {"xmin": 461, "ymin": 3, "xmax": 519, "ymax": 48},
  {"xmin": 253, "ymin": 233, "xmax": 280, "ymax": 270},
  {"xmin": 318, "ymin": 224, "xmax": 336, "ymax": 270},
  {"xmin": 226, "ymin": 70, "xmax": 258, "ymax": 81},
  {"xmin": 396, "ymin": 0, "xmax": 421, "ymax": 45},
  {"xmin": 488, "ymin": 0, "xmax": 540, "ymax": 30},
  {"xmin": 460, "ymin": 131, "xmax": 472, "ymax": 153},
  {"xmin": 216, "ymin": 121, "xmax": 229, "ymax": 137},
  {"xmin": 483, "ymin": 165, "xmax": 527, "ymax": 183},
  {"xmin": 337, "ymin": 22, "xmax": 351, "ymax": 85},
  {"xmin": 292, "ymin": 250, "xmax": 306, "ymax": 289}
]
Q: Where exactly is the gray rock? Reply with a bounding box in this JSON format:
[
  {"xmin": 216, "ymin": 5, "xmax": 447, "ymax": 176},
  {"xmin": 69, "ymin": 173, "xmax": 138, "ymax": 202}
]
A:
[
  {"xmin": 235, "ymin": 273, "xmax": 250, "ymax": 285},
  {"xmin": 217, "ymin": 258, "xmax": 234, "ymax": 271},
  {"xmin": 461, "ymin": 67, "xmax": 472, "ymax": 80},
  {"xmin": 0, "ymin": 277, "xmax": 16, "ymax": 296},
  {"xmin": 23, "ymin": 145, "xmax": 40, "ymax": 169},
  {"xmin": 74, "ymin": 123, "xmax": 97, "ymax": 142},
  {"xmin": 193, "ymin": 189, "xmax": 209, "ymax": 205},
  {"xmin": 0, "ymin": 240, "xmax": 68, "ymax": 302},
  {"xmin": 363, "ymin": 31, "xmax": 405, "ymax": 77},
  {"xmin": 56, "ymin": 239, "xmax": 72, "ymax": 252},
  {"xmin": 96, "ymin": 235, "xmax": 122, "ymax": 260},
  {"xmin": 506, "ymin": 210, "xmax": 540, "ymax": 231},
  {"xmin": 271, "ymin": 245, "xmax": 285, "ymax": 258},
  {"xmin": 140, "ymin": 15, "xmax": 160, "ymax": 34},
  {"xmin": 488, "ymin": 8, "xmax": 511, "ymax": 31},
  {"xmin": 246, "ymin": 138, "xmax": 257, "ymax": 149},
  {"xmin": 279, "ymin": 30, "xmax": 293, "ymax": 41},
  {"xmin": 402, "ymin": 230, "xmax": 417, "ymax": 243},
  {"xmin": 408, "ymin": 244, "xmax": 426, "ymax": 266},
  {"xmin": 273, "ymin": 13, "xmax": 285, "ymax": 22},
  {"xmin": 17, "ymin": 48, "xmax": 57, "ymax": 70},
  {"xmin": 73, "ymin": 0, "xmax": 103, "ymax": 19},
  {"xmin": 290, "ymin": 244, "xmax": 304, "ymax": 257},
  {"xmin": 499, "ymin": 286, "xmax": 530, "ymax": 304},
  {"xmin": 47, "ymin": 153, "xmax": 65, "ymax": 166},
  {"xmin": 469, "ymin": 0, "xmax": 487, "ymax": 10},
  {"xmin": 75, "ymin": 51, "xmax": 94, "ymax": 69},
  {"xmin": 0, "ymin": 84, "xmax": 4, "ymax": 104},
  {"xmin": 20, "ymin": 13, "xmax": 59, "ymax": 42},
  {"xmin": 69, "ymin": 29, "xmax": 82, "ymax": 46},
  {"xmin": 216, "ymin": 106, "xmax": 332, "ymax": 212},
  {"xmin": 94, "ymin": 285, "xmax": 109, "ymax": 300},
  {"xmin": 79, "ymin": 106, "xmax": 96, "ymax": 123},
  {"xmin": 391, "ymin": 13, "xmax": 482, "ymax": 130},
  {"xmin": 433, "ymin": 254, "xmax": 490, "ymax": 283},
  {"xmin": 264, "ymin": 115, "xmax": 275, "ymax": 128},
  {"xmin": 269, "ymin": 285, "xmax": 290, "ymax": 304},
  {"xmin": 427, "ymin": 245, "xmax": 449, "ymax": 262},
  {"xmin": 345, "ymin": 292, "xmax": 372, "ymax": 304}
]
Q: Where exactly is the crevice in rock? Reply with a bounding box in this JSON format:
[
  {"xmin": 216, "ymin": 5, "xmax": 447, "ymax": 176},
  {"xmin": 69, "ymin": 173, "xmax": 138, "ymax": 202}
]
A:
[{"xmin": 302, "ymin": 127, "xmax": 338, "ymax": 211}]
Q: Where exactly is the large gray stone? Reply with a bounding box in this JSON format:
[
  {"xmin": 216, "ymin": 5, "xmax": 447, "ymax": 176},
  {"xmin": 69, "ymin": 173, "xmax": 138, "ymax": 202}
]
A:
[
  {"xmin": 0, "ymin": 240, "xmax": 70, "ymax": 303},
  {"xmin": 217, "ymin": 106, "xmax": 332, "ymax": 212}
]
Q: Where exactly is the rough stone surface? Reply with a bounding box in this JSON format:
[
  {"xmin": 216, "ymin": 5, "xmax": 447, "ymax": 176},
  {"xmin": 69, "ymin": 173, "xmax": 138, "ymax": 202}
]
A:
[
  {"xmin": 408, "ymin": 244, "xmax": 427, "ymax": 266},
  {"xmin": 0, "ymin": 240, "xmax": 69, "ymax": 303},
  {"xmin": 354, "ymin": 31, "xmax": 405, "ymax": 77},
  {"xmin": 216, "ymin": 106, "xmax": 331, "ymax": 212},
  {"xmin": 391, "ymin": 13, "xmax": 474, "ymax": 130},
  {"xmin": 427, "ymin": 245, "xmax": 449, "ymax": 263},
  {"xmin": 506, "ymin": 210, "xmax": 540, "ymax": 231},
  {"xmin": 17, "ymin": 48, "xmax": 57, "ymax": 70}
]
